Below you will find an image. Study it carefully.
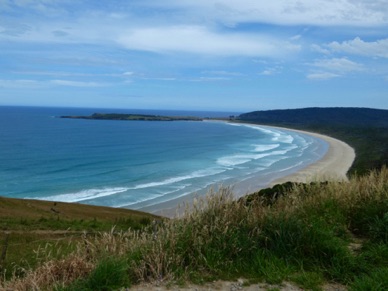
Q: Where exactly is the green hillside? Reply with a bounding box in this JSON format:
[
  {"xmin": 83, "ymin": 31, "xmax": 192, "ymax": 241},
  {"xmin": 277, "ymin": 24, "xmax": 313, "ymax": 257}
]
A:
[
  {"xmin": 238, "ymin": 107, "xmax": 388, "ymax": 127},
  {"xmin": 0, "ymin": 197, "xmax": 159, "ymax": 281}
]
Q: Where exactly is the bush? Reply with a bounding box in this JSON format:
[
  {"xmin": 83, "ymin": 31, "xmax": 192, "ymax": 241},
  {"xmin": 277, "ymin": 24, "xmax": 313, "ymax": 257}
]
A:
[
  {"xmin": 350, "ymin": 267, "xmax": 388, "ymax": 291},
  {"xmin": 61, "ymin": 257, "xmax": 130, "ymax": 291}
]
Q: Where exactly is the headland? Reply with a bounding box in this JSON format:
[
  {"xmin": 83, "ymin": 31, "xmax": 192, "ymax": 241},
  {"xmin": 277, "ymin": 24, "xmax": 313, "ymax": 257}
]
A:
[{"xmin": 60, "ymin": 112, "xmax": 203, "ymax": 121}]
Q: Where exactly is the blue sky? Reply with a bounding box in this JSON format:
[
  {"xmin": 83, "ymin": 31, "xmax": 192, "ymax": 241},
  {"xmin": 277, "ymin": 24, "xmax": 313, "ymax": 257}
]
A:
[{"xmin": 1, "ymin": 0, "xmax": 388, "ymax": 112}]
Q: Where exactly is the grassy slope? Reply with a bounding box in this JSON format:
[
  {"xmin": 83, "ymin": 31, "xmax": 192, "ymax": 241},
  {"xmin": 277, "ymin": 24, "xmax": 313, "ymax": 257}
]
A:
[
  {"xmin": 0, "ymin": 196, "xmax": 158, "ymax": 230},
  {"xmin": 0, "ymin": 197, "xmax": 159, "ymax": 280},
  {"xmin": 2, "ymin": 168, "xmax": 387, "ymax": 290}
]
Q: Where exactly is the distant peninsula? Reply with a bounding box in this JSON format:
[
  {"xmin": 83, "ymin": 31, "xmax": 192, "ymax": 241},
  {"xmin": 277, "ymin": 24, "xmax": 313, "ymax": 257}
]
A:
[{"xmin": 61, "ymin": 113, "xmax": 203, "ymax": 121}]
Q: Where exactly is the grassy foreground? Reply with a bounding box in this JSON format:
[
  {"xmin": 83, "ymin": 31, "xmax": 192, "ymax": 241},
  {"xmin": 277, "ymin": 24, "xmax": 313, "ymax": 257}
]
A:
[
  {"xmin": 1, "ymin": 168, "xmax": 387, "ymax": 290},
  {"xmin": 0, "ymin": 198, "xmax": 158, "ymax": 282},
  {"xmin": 0, "ymin": 196, "xmax": 158, "ymax": 231}
]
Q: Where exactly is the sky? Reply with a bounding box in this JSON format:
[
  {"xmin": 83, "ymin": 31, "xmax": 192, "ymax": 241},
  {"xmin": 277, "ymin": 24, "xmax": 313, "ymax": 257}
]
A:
[{"xmin": 1, "ymin": 0, "xmax": 388, "ymax": 112}]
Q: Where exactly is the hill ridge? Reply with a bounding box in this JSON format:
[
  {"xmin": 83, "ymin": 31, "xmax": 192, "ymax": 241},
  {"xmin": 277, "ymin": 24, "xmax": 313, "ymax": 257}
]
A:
[{"xmin": 238, "ymin": 107, "xmax": 388, "ymax": 127}]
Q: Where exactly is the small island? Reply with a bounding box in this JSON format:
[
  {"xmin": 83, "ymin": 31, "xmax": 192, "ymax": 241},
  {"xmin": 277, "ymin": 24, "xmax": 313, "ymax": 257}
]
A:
[{"xmin": 61, "ymin": 113, "xmax": 203, "ymax": 121}]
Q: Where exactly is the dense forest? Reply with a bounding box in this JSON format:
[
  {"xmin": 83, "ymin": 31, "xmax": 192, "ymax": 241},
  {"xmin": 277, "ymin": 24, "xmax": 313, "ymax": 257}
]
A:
[{"xmin": 238, "ymin": 107, "xmax": 388, "ymax": 175}]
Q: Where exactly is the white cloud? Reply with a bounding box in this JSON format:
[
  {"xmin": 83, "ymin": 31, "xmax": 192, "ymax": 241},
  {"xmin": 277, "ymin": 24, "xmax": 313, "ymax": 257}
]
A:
[
  {"xmin": 311, "ymin": 44, "xmax": 331, "ymax": 55},
  {"xmin": 190, "ymin": 77, "xmax": 230, "ymax": 82},
  {"xmin": 0, "ymin": 22, "xmax": 32, "ymax": 37},
  {"xmin": 150, "ymin": 0, "xmax": 388, "ymax": 26},
  {"xmin": 327, "ymin": 37, "xmax": 388, "ymax": 58},
  {"xmin": 50, "ymin": 80, "xmax": 106, "ymax": 87},
  {"xmin": 0, "ymin": 79, "xmax": 43, "ymax": 88},
  {"xmin": 307, "ymin": 72, "xmax": 340, "ymax": 80},
  {"xmin": 7, "ymin": 0, "xmax": 71, "ymax": 17},
  {"xmin": 260, "ymin": 70, "xmax": 274, "ymax": 76},
  {"xmin": 310, "ymin": 57, "xmax": 363, "ymax": 73},
  {"xmin": 260, "ymin": 66, "xmax": 283, "ymax": 76},
  {"xmin": 123, "ymin": 71, "xmax": 134, "ymax": 76},
  {"xmin": 203, "ymin": 70, "xmax": 243, "ymax": 76},
  {"xmin": 0, "ymin": 78, "xmax": 105, "ymax": 89},
  {"xmin": 307, "ymin": 57, "xmax": 363, "ymax": 80},
  {"xmin": 0, "ymin": 15, "xmax": 300, "ymax": 59},
  {"xmin": 2, "ymin": 1, "xmax": 386, "ymax": 61},
  {"xmin": 5, "ymin": 0, "xmax": 388, "ymax": 28},
  {"xmin": 117, "ymin": 25, "xmax": 300, "ymax": 57},
  {"xmin": 290, "ymin": 35, "xmax": 302, "ymax": 41}
]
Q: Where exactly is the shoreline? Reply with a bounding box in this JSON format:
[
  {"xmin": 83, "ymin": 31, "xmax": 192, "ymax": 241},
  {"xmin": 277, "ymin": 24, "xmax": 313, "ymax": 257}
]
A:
[
  {"xmin": 268, "ymin": 128, "xmax": 355, "ymax": 184},
  {"xmin": 143, "ymin": 124, "xmax": 355, "ymax": 218},
  {"xmin": 230, "ymin": 124, "xmax": 355, "ymax": 198}
]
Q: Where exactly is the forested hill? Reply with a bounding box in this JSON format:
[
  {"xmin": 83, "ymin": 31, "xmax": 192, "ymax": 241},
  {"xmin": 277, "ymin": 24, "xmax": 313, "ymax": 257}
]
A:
[
  {"xmin": 237, "ymin": 107, "xmax": 388, "ymax": 175},
  {"xmin": 238, "ymin": 107, "xmax": 388, "ymax": 127}
]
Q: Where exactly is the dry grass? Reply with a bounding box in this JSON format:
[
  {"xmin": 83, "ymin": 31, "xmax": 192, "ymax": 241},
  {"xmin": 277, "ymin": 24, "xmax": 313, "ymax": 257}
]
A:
[
  {"xmin": 2, "ymin": 167, "xmax": 388, "ymax": 290},
  {"xmin": 7, "ymin": 254, "xmax": 94, "ymax": 291}
]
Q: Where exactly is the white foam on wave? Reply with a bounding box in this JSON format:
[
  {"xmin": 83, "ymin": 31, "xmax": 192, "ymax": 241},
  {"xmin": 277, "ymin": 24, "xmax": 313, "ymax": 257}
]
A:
[
  {"xmin": 217, "ymin": 144, "xmax": 298, "ymax": 167},
  {"xmin": 34, "ymin": 187, "xmax": 129, "ymax": 203},
  {"xmin": 129, "ymin": 168, "xmax": 226, "ymax": 190},
  {"xmin": 226, "ymin": 123, "xmax": 301, "ymax": 153},
  {"xmin": 217, "ymin": 155, "xmax": 253, "ymax": 167},
  {"xmin": 234, "ymin": 123, "xmax": 295, "ymax": 144},
  {"xmin": 130, "ymin": 179, "xmax": 221, "ymax": 210},
  {"xmin": 253, "ymin": 144, "xmax": 280, "ymax": 152},
  {"xmin": 114, "ymin": 184, "xmax": 190, "ymax": 208},
  {"xmin": 33, "ymin": 168, "xmax": 226, "ymax": 206},
  {"xmin": 270, "ymin": 149, "xmax": 295, "ymax": 156},
  {"xmin": 272, "ymin": 134, "xmax": 294, "ymax": 144},
  {"xmin": 259, "ymin": 156, "xmax": 289, "ymax": 168},
  {"xmin": 218, "ymin": 152, "xmax": 277, "ymax": 167}
]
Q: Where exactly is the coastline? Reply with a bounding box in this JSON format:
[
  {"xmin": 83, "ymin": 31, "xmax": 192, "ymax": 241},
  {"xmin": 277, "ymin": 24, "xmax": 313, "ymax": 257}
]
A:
[
  {"xmin": 144, "ymin": 124, "xmax": 355, "ymax": 218},
  {"xmin": 268, "ymin": 128, "xmax": 355, "ymax": 184},
  {"xmin": 230, "ymin": 124, "xmax": 356, "ymax": 198}
]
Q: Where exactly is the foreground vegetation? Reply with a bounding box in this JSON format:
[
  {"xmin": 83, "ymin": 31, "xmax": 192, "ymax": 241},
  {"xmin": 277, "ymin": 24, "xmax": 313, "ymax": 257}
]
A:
[
  {"xmin": 1, "ymin": 167, "xmax": 387, "ymax": 290},
  {"xmin": 0, "ymin": 197, "xmax": 157, "ymax": 232},
  {"xmin": 0, "ymin": 198, "xmax": 158, "ymax": 281}
]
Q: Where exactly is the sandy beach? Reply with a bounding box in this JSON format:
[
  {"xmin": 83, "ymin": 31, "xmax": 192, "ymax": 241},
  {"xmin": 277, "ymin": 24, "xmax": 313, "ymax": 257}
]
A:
[
  {"xmin": 231, "ymin": 125, "xmax": 356, "ymax": 198},
  {"xmin": 142, "ymin": 124, "xmax": 355, "ymax": 218},
  {"xmin": 269, "ymin": 128, "xmax": 355, "ymax": 184}
]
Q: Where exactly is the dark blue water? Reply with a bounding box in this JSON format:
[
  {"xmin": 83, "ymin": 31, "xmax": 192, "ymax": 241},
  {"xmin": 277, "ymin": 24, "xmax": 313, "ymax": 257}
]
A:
[{"xmin": 0, "ymin": 106, "xmax": 328, "ymax": 211}]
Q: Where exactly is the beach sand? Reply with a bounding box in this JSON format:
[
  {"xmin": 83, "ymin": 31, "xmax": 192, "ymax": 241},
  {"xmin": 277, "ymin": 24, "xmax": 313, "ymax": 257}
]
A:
[
  {"xmin": 230, "ymin": 125, "xmax": 356, "ymax": 198},
  {"xmin": 269, "ymin": 129, "xmax": 355, "ymax": 184},
  {"xmin": 141, "ymin": 125, "xmax": 355, "ymax": 218}
]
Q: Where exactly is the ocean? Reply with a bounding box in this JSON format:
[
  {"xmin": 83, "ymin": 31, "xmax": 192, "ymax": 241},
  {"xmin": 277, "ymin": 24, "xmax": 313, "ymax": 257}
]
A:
[{"xmin": 0, "ymin": 106, "xmax": 328, "ymax": 212}]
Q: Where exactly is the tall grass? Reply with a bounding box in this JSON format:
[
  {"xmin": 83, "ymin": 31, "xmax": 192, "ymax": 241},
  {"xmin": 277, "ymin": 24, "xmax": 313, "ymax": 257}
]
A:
[{"xmin": 2, "ymin": 167, "xmax": 388, "ymax": 290}]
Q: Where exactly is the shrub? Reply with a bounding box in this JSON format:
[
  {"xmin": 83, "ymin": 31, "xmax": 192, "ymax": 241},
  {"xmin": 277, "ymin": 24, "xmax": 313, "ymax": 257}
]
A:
[{"xmin": 61, "ymin": 257, "xmax": 131, "ymax": 291}]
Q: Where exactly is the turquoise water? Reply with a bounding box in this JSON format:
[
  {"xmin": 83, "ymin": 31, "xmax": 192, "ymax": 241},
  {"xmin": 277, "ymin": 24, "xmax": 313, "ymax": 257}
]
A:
[{"xmin": 0, "ymin": 106, "xmax": 328, "ymax": 211}]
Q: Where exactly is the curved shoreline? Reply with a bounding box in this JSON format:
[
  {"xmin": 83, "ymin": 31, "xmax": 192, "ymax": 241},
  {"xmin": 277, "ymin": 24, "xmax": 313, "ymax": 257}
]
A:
[
  {"xmin": 269, "ymin": 127, "xmax": 355, "ymax": 184},
  {"xmin": 229, "ymin": 124, "xmax": 355, "ymax": 199},
  {"xmin": 147, "ymin": 124, "xmax": 355, "ymax": 218}
]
